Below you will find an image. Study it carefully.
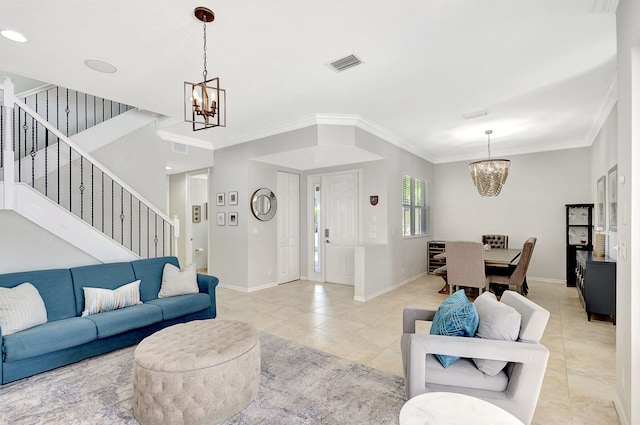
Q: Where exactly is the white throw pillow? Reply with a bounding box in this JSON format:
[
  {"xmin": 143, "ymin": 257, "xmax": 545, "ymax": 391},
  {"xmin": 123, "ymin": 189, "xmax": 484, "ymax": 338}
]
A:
[
  {"xmin": 473, "ymin": 291, "xmax": 522, "ymax": 376},
  {"xmin": 82, "ymin": 280, "xmax": 142, "ymax": 317},
  {"xmin": 158, "ymin": 263, "xmax": 198, "ymax": 298},
  {"xmin": 0, "ymin": 282, "xmax": 48, "ymax": 335}
]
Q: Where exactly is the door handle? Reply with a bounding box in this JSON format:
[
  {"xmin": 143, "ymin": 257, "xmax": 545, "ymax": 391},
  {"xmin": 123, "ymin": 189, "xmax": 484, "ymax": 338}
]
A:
[{"xmin": 325, "ymin": 239, "xmax": 331, "ymax": 243}]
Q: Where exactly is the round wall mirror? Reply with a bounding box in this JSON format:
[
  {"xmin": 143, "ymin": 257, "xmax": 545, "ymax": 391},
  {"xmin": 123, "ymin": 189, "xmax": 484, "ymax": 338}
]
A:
[{"xmin": 250, "ymin": 188, "xmax": 277, "ymax": 221}]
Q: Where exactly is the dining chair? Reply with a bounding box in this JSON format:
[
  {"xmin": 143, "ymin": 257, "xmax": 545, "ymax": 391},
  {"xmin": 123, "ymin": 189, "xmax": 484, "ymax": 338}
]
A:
[
  {"xmin": 482, "ymin": 234, "xmax": 509, "ymax": 249},
  {"xmin": 488, "ymin": 237, "xmax": 537, "ymax": 295},
  {"xmin": 445, "ymin": 241, "xmax": 489, "ymax": 295}
]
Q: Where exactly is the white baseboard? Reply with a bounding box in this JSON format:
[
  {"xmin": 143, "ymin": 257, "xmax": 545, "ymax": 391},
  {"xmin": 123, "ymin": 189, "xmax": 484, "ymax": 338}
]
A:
[
  {"xmin": 354, "ymin": 272, "xmax": 427, "ymax": 302},
  {"xmin": 218, "ymin": 281, "xmax": 279, "ymax": 293},
  {"xmin": 529, "ymin": 276, "xmax": 566, "ymax": 284},
  {"xmin": 613, "ymin": 393, "xmax": 629, "ymax": 425}
]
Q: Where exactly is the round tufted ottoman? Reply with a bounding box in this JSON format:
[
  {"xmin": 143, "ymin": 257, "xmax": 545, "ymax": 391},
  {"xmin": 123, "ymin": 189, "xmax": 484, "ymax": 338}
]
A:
[{"xmin": 133, "ymin": 319, "xmax": 260, "ymax": 425}]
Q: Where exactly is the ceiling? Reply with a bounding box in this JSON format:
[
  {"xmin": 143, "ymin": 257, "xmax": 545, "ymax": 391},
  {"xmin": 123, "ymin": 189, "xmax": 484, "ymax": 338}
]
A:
[{"xmin": 0, "ymin": 1, "xmax": 617, "ymax": 168}]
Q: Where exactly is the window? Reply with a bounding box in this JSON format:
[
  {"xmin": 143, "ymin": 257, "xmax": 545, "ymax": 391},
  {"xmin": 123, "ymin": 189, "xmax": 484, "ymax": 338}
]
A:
[{"xmin": 402, "ymin": 175, "xmax": 429, "ymax": 236}]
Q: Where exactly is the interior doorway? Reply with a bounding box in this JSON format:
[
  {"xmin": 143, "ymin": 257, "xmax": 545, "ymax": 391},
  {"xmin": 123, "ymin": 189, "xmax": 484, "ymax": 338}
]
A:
[{"xmin": 186, "ymin": 171, "xmax": 209, "ymax": 273}]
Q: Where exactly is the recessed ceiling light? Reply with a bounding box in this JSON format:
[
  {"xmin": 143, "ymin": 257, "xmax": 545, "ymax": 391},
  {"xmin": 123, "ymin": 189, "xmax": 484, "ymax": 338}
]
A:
[
  {"xmin": 1, "ymin": 29, "xmax": 28, "ymax": 43},
  {"xmin": 84, "ymin": 59, "xmax": 117, "ymax": 73},
  {"xmin": 165, "ymin": 166, "xmax": 172, "ymax": 170}
]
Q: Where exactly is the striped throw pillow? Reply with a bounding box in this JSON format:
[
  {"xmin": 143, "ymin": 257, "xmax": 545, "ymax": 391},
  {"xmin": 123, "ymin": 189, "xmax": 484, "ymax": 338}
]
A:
[
  {"xmin": 81, "ymin": 280, "xmax": 142, "ymax": 317},
  {"xmin": 158, "ymin": 263, "xmax": 198, "ymax": 298},
  {"xmin": 0, "ymin": 282, "xmax": 48, "ymax": 335}
]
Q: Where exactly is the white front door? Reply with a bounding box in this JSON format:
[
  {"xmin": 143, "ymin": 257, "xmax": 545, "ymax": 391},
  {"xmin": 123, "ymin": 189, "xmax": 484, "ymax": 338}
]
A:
[
  {"xmin": 277, "ymin": 171, "xmax": 300, "ymax": 283},
  {"xmin": 323, "ymin": 171, "xmax": 358, "ymax": 285}
]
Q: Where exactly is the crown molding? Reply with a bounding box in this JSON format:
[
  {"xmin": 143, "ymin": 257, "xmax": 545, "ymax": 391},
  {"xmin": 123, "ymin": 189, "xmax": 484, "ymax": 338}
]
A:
[
  {"xmin": 352, "ymin": 116, "xmax": 435, "ymax": 163},
  {"xmin": 585, "ymin": 68, "xmax": 617, "ymax": 146},
  {"xmin": 155, "ymin": 129, "xmax": 214, "ymax": 150},
  {"xmin": 432, "ymin": 139, "xmax": 592, "ymax": 164},
  {"xmin": 211, "ymin": 114, "xmax": 320, "ymax": 150},
  {"xmin": 591, "ymin": 0, "xmax": 619, "ymax": 14},
  {"xmin": 210, "ymin": 113, "xmax": 434, "ymax": 163}
]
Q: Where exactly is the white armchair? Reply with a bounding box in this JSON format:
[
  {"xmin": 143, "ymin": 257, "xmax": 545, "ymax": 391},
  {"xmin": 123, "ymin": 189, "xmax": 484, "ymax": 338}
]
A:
[{"xmin": 401, "ymin": 291, "xmax": 550, "ymax": 425}]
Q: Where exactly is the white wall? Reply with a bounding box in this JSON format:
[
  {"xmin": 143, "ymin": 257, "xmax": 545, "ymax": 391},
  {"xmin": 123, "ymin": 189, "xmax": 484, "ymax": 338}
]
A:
[
  {"xmin": 0, "ymin": 210, "xmax": 97, "ymax": 273},
  {"xmin": 433, "ymin": 147, "xmax": 591, "ymax": 281},
  {"xmin": 614, "ymin": 2, "xmax": 639, "ymax": 423}
]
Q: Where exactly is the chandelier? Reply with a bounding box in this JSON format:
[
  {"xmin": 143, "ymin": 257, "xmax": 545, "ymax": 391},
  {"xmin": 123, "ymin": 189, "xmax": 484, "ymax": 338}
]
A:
[
  {"xmin": 184, "ymin": 7, "xmax": 226, "ymax": 131},
  {"xmin": 468, "ymin": 130, "xmax": 510, "ymax": 197}
]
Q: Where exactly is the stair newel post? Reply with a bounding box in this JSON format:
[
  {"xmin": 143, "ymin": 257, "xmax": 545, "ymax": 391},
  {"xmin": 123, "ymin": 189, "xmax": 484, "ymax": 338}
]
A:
[
  {"xmin": 2, "ymin": 77, "xmax": 16, "ymax": 210},
  {"xmin": 173, "ymin": 215, "xmax": 180, "ymax": 257}
]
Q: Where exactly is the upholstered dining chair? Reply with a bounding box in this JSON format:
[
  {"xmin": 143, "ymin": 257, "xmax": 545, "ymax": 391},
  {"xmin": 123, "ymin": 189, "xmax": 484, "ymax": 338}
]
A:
[
  {"xmin": 401, "ymin": 290, "xmax": 550, "ymax": 425},
  {"xmin": 445, "ymin": 241, "xmax": 489, "ymax": 295},
  {"xmin": 482, "ymin": 234, "xmax": 509, "ymax": 249},
  {"xmin": 488, "ymin": 237, "xmax": 537, "ymax": 296}
]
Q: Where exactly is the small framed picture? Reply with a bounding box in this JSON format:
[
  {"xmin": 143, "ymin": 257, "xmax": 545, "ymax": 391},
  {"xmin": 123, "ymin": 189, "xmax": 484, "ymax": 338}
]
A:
[
  {"xmin": 216, "ymin": 192, "xmax": 225, "ymax": 206},
  {"xmin": 229, "ymin": 191, "xmax": 238, "ymax": 206},
  {"xmin": 596, "ymin": 175, "xmax": 606, "ymax": 229},
  {"xmin": 216, "ymin": 212, "xmax": 225, "ymax": 226},
  {"xmin": 229, "ymin": 212, "xmax": 238, "ymax": 226}
]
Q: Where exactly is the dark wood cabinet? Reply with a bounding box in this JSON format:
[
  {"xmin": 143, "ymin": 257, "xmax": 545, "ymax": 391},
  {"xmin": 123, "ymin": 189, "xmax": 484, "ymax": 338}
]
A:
[
  {"xmin": 565, "ymin": 204, "xmax": 593, "ymax": 287},
  {"xmin": 427, "ymin": 240, "xmax": 446, "ymax": 274},
  {"xmin": 575, "ymin": 251, "xmax": 616, "ymax": 323}
]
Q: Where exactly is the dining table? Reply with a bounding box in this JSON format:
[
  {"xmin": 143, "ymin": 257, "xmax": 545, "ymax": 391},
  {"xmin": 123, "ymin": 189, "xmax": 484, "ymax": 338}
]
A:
[
  {"xmin": 433, "ymin": 248, "xmax": 521, "ymax": 267},
  {"xmin": 433, "ymin": 248, "xmax": 522, "ymax": 295}
]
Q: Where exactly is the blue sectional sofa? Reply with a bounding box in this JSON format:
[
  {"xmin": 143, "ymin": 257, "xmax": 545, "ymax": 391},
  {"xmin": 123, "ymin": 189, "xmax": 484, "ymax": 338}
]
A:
[{"xmin": 0, "ymin": 256, "xmax": 219, "ymax": 384}]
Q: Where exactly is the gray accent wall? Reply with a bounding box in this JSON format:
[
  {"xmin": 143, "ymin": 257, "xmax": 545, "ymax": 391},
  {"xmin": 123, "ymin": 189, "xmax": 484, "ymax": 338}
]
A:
[
  {"xmin": 210, "ymin": 124, "xmax": 433, "ymax": 300},
  {"xmin": 91, "ymin": 122, "xmax": 170, "ymax": 212},
  {"xmin": 433, "ymin": 147, "xmax": 591, "ymax": 281}
]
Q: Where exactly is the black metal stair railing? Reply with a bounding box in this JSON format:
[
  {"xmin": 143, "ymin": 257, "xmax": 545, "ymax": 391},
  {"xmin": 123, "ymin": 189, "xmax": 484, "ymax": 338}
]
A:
[
  {"xmin": 1, "ymin": 84, "xmax": 133, "ymax": 170},
  {"xmin": 0, "ymin": 86, "xmax": 174, "ymax": 259}
]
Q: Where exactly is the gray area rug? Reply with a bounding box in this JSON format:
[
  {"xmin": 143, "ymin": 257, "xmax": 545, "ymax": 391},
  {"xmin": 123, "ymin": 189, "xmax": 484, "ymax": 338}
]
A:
[{"xmin": 0, "ymin": 332, "xmax": 406, "ymax": 424}]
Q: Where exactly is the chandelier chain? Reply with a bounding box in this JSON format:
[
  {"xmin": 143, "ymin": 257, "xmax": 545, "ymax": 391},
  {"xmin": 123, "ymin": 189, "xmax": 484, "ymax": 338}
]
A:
[{"xmin": 202, "ymin": 18, "xmax": 208, "ymax": 81}]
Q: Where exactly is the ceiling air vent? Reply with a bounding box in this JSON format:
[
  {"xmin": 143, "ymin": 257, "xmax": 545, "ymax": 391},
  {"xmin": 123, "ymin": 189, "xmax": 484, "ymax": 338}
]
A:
[
  {"xmin": 172, "ymin": 142, "xmax": 188, "ymax": 154},
  {"xmin": 328, "ymin": 54, "xmax": 363, "ymax": 72}
]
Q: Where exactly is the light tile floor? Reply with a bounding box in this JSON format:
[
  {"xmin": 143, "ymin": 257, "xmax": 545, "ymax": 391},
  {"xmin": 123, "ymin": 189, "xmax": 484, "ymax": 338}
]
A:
[{"xmin": 216, "ymin": 275, "xmax": 619, "ymax": 425}]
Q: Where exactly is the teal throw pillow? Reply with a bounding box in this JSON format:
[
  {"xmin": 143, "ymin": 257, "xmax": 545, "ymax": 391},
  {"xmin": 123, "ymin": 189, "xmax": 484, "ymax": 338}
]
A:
[{"xmin": 429, "ymin": 289, "xmax": 479, "ymax": 368}]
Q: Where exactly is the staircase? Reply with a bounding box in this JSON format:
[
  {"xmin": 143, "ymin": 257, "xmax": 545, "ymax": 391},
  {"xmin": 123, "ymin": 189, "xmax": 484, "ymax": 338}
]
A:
[{"xmin": 0, "ymin": 78, "xmax": 177, "ymax": 263}]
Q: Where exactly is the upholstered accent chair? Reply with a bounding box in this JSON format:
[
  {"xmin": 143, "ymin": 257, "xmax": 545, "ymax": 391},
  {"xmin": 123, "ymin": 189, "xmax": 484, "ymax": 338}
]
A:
[
  {"xmin": 488, "ymin": 237, "xmax": 537, "ymax": 295},
  {"xmin": 401, "ymin": 290, "xmax": 550, "ymax": 425},
  {"xmin": 482, "ymin": 234, "xmax": 509, "ymax": 249},
  {"xmin": 445, "ymin": 241, "xmax": 489, "ymax": 295}
]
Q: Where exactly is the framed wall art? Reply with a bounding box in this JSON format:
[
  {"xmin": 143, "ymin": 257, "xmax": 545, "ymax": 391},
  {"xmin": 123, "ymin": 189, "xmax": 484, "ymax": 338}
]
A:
[
  {"xmin": 229, "ymin": 191, "xmax": 238, "ymax": 206},
  {"xmin": 229, "ymin": 212, "xmax": 238, "ymax": 226},
  {"xmin": 596, "ymin": 175, "xmax": 606, "ymax": 229},
  {"xmin": 216, "ymin": 212, "xmax": 225, "ymax": 226},
  {"xmin": 216, "ymin": 192, "xmax": 225, "ymax": 206}
]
